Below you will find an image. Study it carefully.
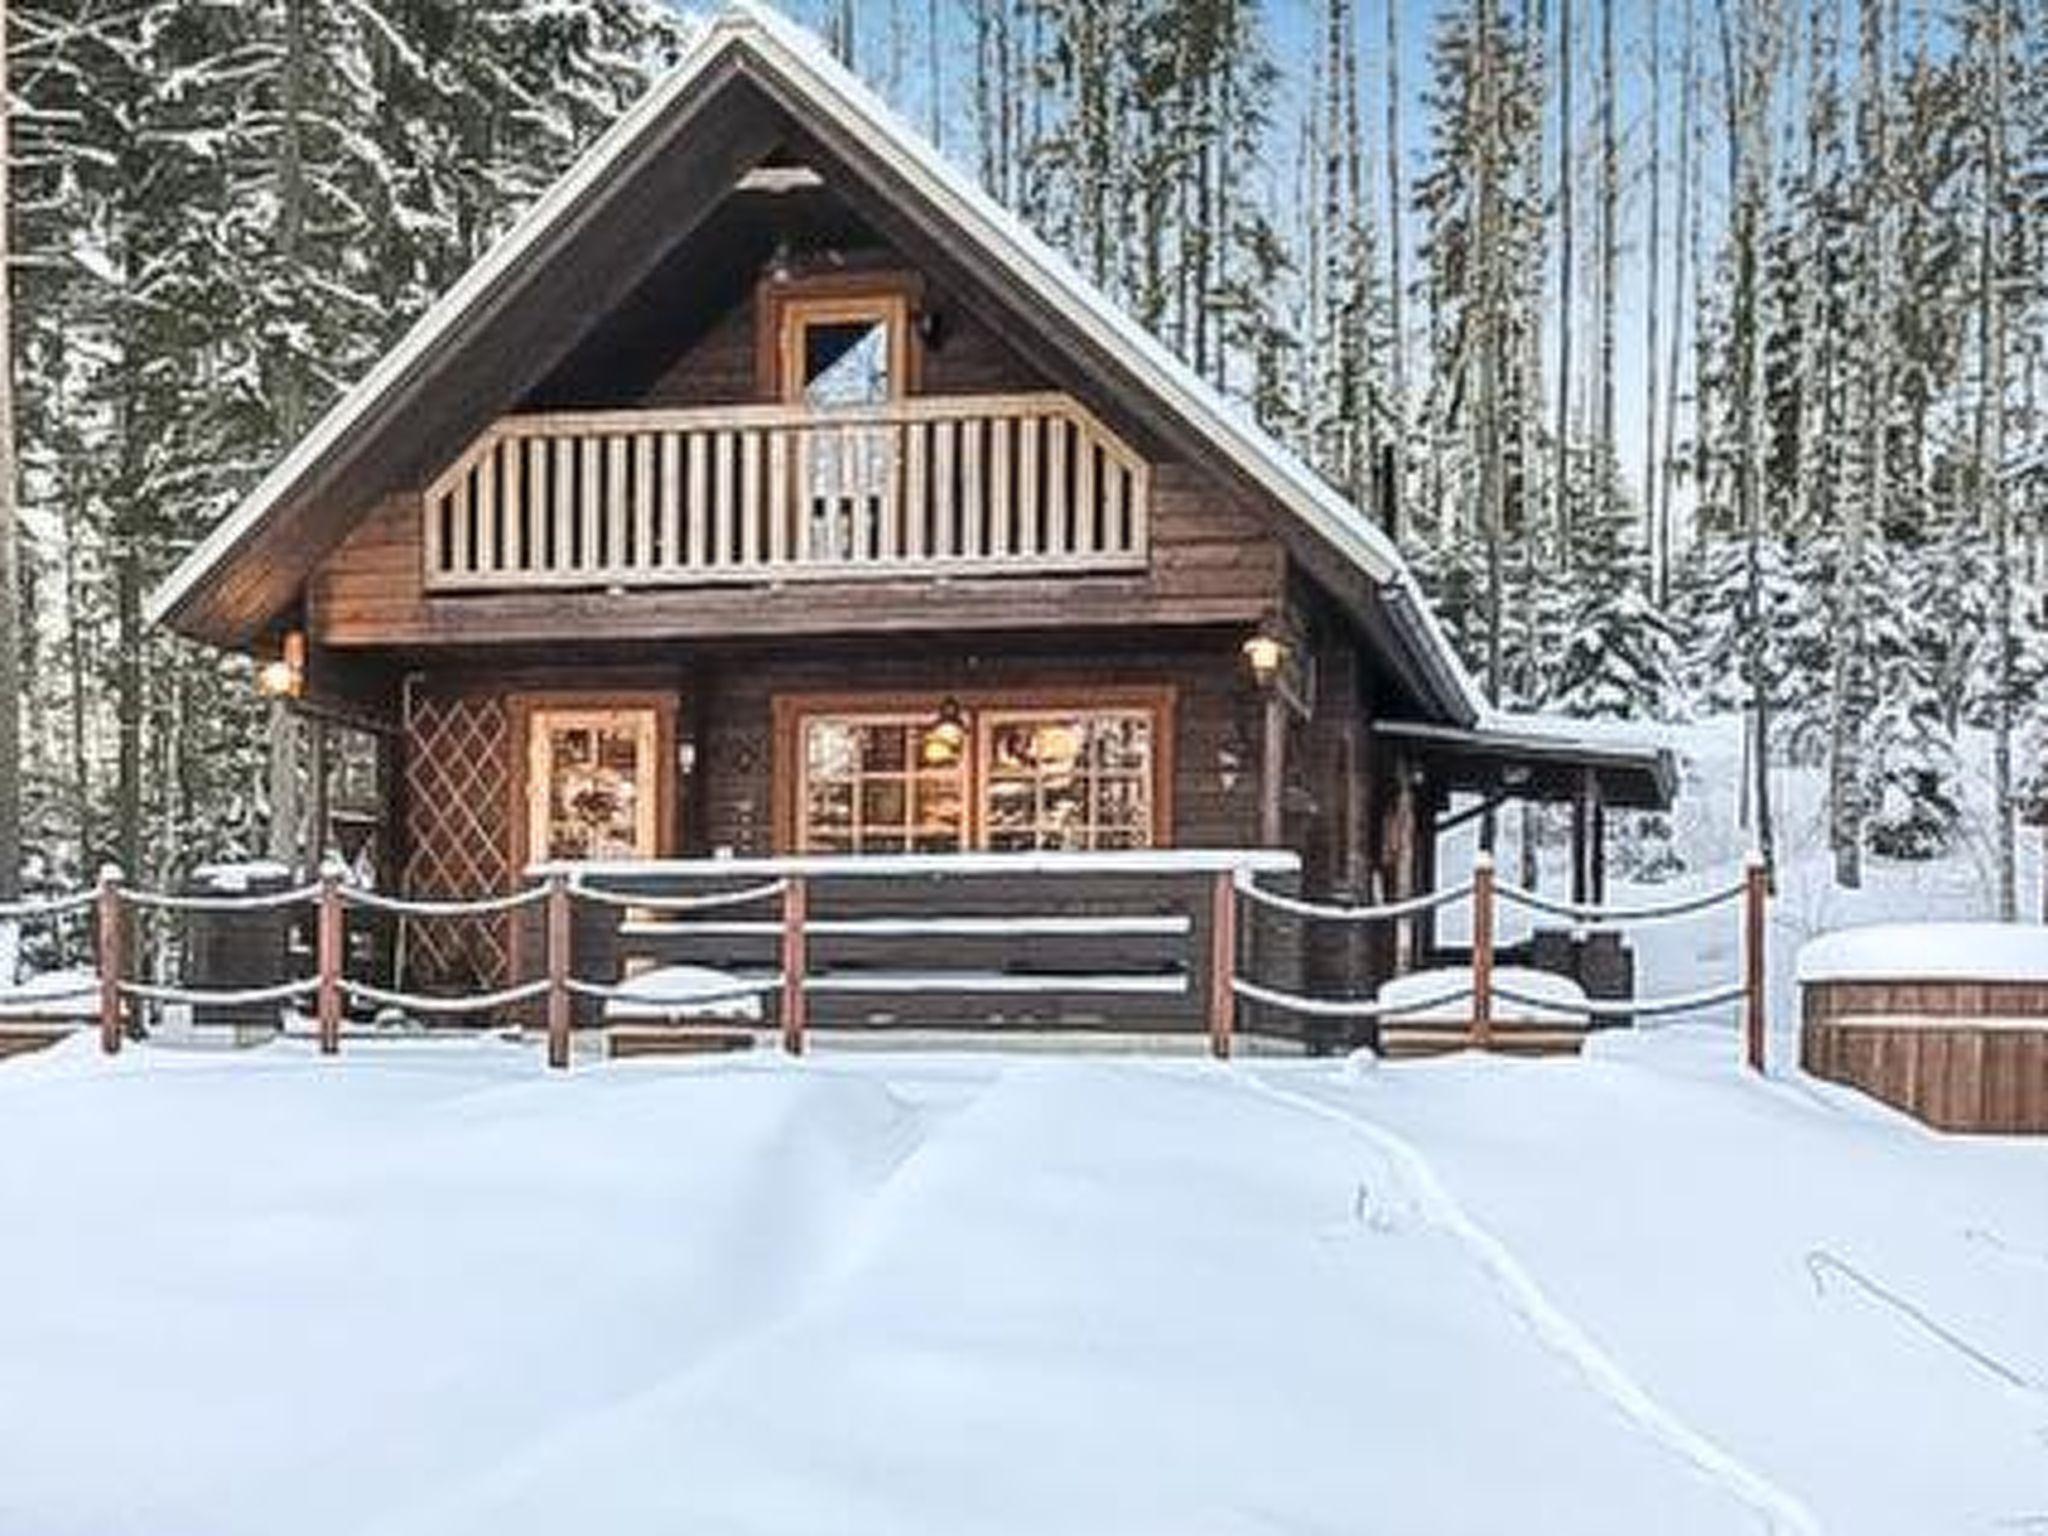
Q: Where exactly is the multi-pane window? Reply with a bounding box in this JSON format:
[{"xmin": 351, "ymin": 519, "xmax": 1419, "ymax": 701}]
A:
[
  {"xmin": 801, "ymin": 715, "xmax": 968, "ymax": 853},
  {"xmin": 795, "ymin": 702, "xmax": 1159, "ymax": 854},
  {"xmin": 980, "ymin": 710, "xmax": 1155, "ymax": 851}
]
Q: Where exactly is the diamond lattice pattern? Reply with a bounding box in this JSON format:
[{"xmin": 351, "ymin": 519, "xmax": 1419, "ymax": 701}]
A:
[{"xmin": 403, "ymin": 693, "xmax": 513, "ymax": 990}]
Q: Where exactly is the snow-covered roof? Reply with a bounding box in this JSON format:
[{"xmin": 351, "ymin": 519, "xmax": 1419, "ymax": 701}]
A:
[
  {"xmin": 1375, "ymin": 713, "xmax": 1680, "ymax": 809},
  {"xmin": 141, "ymin": 3, "xmax": 1485, "ymax": 722},
  {"xmin": 1796, "ymin": 923, "xmax": 2048, "ymax": 986}
]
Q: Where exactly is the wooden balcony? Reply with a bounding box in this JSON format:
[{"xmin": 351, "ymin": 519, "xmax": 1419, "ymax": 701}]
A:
[{"xmin": 422, "ymin": 392, "xmax": 1151, "ymax": 592}]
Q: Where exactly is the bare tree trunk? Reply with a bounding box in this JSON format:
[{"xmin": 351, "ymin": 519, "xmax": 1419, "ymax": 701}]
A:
[
  {"xmin": 1978, "ymin": 0, "xmax": 2015, "ymax": 918},
  {"xmin": 1832, "ymin": 0, "xmax": 1885, "ymax": 890},
  {"xmin": 267, "ymin": 0, "xmax": 313, "ymax": 872},
  {"xmin": 1658, "ymin": 0, "xmax": 1697, "ymax": 601},
  {"xmin": 1596, "ymin": 0, "xmax": 1616, "ymax": 530},
  {"xmin": 1476, "ymin": 0, "xmax": 1506, "ymax": 854},
  {"xmin": 1720, "ymin": 0, "xmax": 1780, "ymax": 863},
  {"xmin": 0, "ymin": 0, "xmax": 19, "ymax": 910},
  {"xmin": 1552, "ymin": 0, "xmax": 1575, "ymax": 555},
  {"xmin": 1643, "ymin": 0, "xmax": 1663, "ymax": 593},
  {"xmin": 1385, "ymin": 0, "xmax": 1410, "ymax": 536}
]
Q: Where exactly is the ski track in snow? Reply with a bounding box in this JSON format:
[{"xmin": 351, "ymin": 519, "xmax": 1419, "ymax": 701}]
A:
[{"xmin": 1233, "ymin": 1070, "xmax": 1823, "ymax": 1536}]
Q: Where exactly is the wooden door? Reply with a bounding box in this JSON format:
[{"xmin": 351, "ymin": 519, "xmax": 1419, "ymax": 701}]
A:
[{"xmin": 524, "ymin": 706, "xmax": 664, "ymax": 863}]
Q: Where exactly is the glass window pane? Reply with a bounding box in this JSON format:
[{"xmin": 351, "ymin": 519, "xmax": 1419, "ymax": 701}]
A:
[{"xmin": 803, "ymin": 320, "xmax": 891, "ymax": 408}]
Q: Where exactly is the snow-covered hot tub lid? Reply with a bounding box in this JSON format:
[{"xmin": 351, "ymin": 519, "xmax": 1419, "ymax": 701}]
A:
[
  {"xmin": 1377, "ymin": 966, "xmax": 1590, "ymax": 1027},
  {"xmin": 1796, "ymin": 923, "xmax": 2048, "ymax": 985}
]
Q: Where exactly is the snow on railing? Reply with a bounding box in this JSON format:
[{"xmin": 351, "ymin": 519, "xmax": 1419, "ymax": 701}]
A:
[
  {"xmin": 1231, "ymin": 851, "xmax": 1773, "ymax": 1070},
  {"xmin": 42, "ymin": 847, "xmax": 1770, "ymax": 1073}
]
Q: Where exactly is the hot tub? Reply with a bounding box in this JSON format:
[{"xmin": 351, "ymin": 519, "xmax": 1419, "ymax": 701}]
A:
[{"xmin": 1798, "ymin": 923, "xmax": 2048, "ymax": 1134}]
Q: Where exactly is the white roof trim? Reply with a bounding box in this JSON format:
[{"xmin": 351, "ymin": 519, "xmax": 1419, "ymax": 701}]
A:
[{"xmin": 144, "ymin": 2, "xmax": 1486, "ymax": 721}]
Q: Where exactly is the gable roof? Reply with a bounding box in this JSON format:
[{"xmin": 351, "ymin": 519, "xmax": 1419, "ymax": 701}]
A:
[{"xmin": 145, "ymin": 2, "xmax": 1486, "ymax": 723}]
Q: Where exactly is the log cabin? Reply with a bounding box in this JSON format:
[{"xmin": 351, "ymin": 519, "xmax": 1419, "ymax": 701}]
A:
[{"xmin": 146, "ymin": 3, "xmax": 1675, "ymax": 1047}]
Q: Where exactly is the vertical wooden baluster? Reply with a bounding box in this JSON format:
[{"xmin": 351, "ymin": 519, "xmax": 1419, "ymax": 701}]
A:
[
  {"xmin": 424, "ymin": 490, "xmax": 445, "ymax": 581},
  {"xmin": 740, "ymin": 429, "xmax": 762, "ymax": 568},
  {"xmin": 1744, "ymin": 851, "xmax": 1769, "ymax": 1073},
  {"xmin": 502, "ymin": 437, "xmax": 524, "ymax": 573},
  {"xmin": 659, "ymin": 432, "xmax": 682, "ymax": 573},
  {"xmin": 688, "ymin": 431, "xmax": 709, "ymax": 569},
  {"xmin": 1208, "ymin": 869, "xmax": 1236, "ymax": 1060},
  {"xmin": 1046, "ymin": 415, "xmax": 1070, "ymax": 554},
  {"xmin": 1018, "ymin": 413, "xmax": 1040, "ymax": 554},
  {"xmin": 1103, "ymin": 457, "xmax": 1125, "ymax": 554},
  {"xmin": 578, "ymin": 436, "xmax": 602, "ymax": 572},
  {"xmin": 932, "ymin": 418, "xmax": 957, "ymax": 559},
  {"xmin": 451, "ymin": 469, "xmax": 472, "ymax": 575},
  {"xmin": 767, "ymin": 426, "xmax": 790, "ymax": 566},
  {"xmin": 713, "ymin": 430, "xmax": 735, "ymax": 567},
  {"xmin": 989, "ymin": 414, "xmax": 1012, "ymax": 557},
  {"xmin": 634, "ymin": 433, "xmax": 655, "ymax": 575},
  {"xmin": 527, "ymin": 437, "xmax": 548, "ymax": 572},
  {"xmin": 605, "ymin": 434, "xmax": 629, "ymax": 574},
  {"xmin": 553, "ymin": 436, "xmax": 575, "ymax": 574},
  {"xmin": 96, "ymin": 865, "xmax": 123, "ymax": 1056},
  {"xmin": 878, "ymin": 421, "xmax": 901, "ymax": 561},
  {"xmin": 1470, "ymin": 853, "xmax": 1495, "ymax": 1050},
  {"xmin": 1074, "ymin": 427, "xmax": 1097, "ymax": 555},
  {"xmin": 781, "ymin": 877, "xmax": 807, "ymax": 1057},
  {"xmin": 316, "ymin": 861, "xmax": 343, "ymax": 1056},
  {"xmin": 961, "ymin": 416, "xmax": 984, "ymax": 560},
  {"xmin": 547, "ymin": 873, "xmax": 572, "ymax": 1071},
  {"xmin": 905, "ymin": 420, "xmax": 928, "ymax": 560},
  {"xmin": 475, "ymin": 441, "xmax": 497, "ymax": 575}
]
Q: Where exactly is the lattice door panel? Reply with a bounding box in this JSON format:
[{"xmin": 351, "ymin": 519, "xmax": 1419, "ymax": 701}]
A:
[{"xmin": 403, "ymin": 693, "xmax": 513, "ymax": 991}]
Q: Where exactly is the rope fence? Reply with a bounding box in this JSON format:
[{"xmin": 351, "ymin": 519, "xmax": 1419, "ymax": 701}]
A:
[
  {"xmin": 24, "ymin": 848, "xmax": 1772, "ymax": 1074},
  {"xmin": 1224, "ymin": 851, "xmax": 1771, "ymax": 1069}
]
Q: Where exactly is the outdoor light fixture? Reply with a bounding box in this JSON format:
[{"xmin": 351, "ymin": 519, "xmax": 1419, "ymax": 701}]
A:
[
  {"xmin": 1242, "ymin": 625, "xmax": 1289, "ymax": 689},
  {"xmin": 765, "ymin": 237, "xmax": 797, "ymax": 283},
  {"xmin": 923, "ymin": 696, "xmax": 969, "ymax": 764},
  {"xmin": 255, "ymin": 630, "xmax": 305, "ymax": 700}
]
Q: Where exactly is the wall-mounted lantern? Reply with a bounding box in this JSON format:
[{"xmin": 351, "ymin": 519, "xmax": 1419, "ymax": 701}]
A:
[
  {"xmin": 255, "ymin": 630, "xmax": 306, "ymax": 700},
  {"xmin": 922, "ymin": 695, "xmax": 968, "ymax": 765}
]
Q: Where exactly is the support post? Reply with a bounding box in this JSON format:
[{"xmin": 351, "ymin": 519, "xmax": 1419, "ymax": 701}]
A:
[
  {"xmin": 1470, "ymin": 852, "xmax": 1495, "ymax": 1049},
  {"xmin": 316, "ymin": 861, "xmax": 343, "ymax": 1056},
  {"xmin": 545, "ymin": 872, "xmax": 571, "ymax": 1071},
  {"xmin": 1208, "ymin": 869, "xmax": 1236, "ymax": 1060},
  {"xmin": 781, "ymin": 876, "xmax": 807, "ymax": 1056},
  {"xmin": 1743, "ymin": 851, "xmax": 1768, "ymax": 1073},
  {"xmin": 1258, "ymin": 691, "xmax": 1286, "ymax": 847},
  {"xmin": 95, "ymin": 865, "xmax": 123, "ymax": 1055}
]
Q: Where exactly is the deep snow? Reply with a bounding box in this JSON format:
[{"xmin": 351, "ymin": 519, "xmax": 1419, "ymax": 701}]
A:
[{"xmin": 0, "ymin": 1031, "xmax": 2041, "ymax": 1535}]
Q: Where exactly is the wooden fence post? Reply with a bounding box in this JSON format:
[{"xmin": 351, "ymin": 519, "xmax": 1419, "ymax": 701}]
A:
[
  {"xmin": 781, "ymin": 876, "xmax": 807, "ymax": 1057},
  {"xmin": 316, "ymin": 861, "xmax": 343, "ymax": 1056},
  {"xmin": 1208, "ymin": 868, "xmax": 1236, "ymax": 1060},
  {"xmin": 1470, "ymin": 852, "xmax": 1495, "ymax": 1050},
  {"xmin": 546, "ymin": 873, "xmax": 571, "ymax": 1071},
  {"xmin": 1743, "ymin": 851, "xmax": 1769, "ymax": 1073},
  {"xmin": 95, "ymin": 865, "xmax": 123, "ymax": 1056}
]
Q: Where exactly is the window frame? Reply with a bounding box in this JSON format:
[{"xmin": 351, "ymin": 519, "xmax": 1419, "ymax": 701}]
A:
[
  {"xmin": 757, "ymin": 272, "xmax": 922, "ymax": 405},
  {"xmin": 773, "ymin": 687, "xmax": 1175, "ymax": 854}
]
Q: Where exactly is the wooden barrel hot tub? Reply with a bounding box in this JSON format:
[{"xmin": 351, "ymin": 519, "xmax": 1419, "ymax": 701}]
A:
[{"xmin": 1799, "ymin": 924, "xmax": 2048, "ymax": 1134}]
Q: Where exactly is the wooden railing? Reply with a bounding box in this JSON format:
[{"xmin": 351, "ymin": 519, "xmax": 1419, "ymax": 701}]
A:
[{"xmin": 421, "ymin": 392, "xmax": 1151, "ymax": 591}]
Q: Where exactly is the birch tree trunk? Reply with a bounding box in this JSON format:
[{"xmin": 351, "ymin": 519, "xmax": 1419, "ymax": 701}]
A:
[
  {"xmin": 0, "ymin": 0, "xmax": 19, "ymax": 910},
  {"xmin": 1552, "ymin": 0, "xmax": 1575, "ymax": 555},
  {"xmin": 1643, "ymin": 0, "xmax": 1662, "ymax": 592},
  {"xmin": 1831, "ymin": 0, "xmax": 1885, "ymax": 890},
  {"xmin": 1384, "ymin": 0, "xmax": 1410, "ymax": 537},
  {"xmin": 1596, "ymin": 0, "xmax": 1617, "ymax": 531},
  {"xmin": 1978, "ymin": 0, "xmax": 2015, "ymax": 919}
]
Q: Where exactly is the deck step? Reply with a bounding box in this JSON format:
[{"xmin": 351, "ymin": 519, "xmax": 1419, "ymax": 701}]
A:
[
  {"xmin": 0, "ymin": 1027, "xmax": 73, "ymax": 1061},
  {"xmin": 1379, "ymin": 1026, "xmax": 1587, "ymax": 1060},
  {"xmin": 606, "ymin": 1026, "xmax": 759, "ymax": 1059}
]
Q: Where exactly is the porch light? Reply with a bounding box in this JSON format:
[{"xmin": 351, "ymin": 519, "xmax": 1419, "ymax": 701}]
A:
[
  {"xmin": 255, "ymin": 630, "xmax": 305, "ymax": 700},
  {"xmin": 923, "ymin": 696, "xmax": 968, "ymax": 764},
  {"xmin": 1242, "ymin": 626, "xmax": 1289, "ymax": 690}
]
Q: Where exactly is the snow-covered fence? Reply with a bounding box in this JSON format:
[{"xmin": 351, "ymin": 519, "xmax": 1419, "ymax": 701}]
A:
[
  {"xmin": 1233, "ymin": 851, "xmax": 1774, "ymax": 1068},
  {"xmin": 0, "ymin": 885, "xmax": 100, "ymax": 1023}
]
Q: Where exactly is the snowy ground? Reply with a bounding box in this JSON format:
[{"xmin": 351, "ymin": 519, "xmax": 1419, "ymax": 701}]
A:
[{"xmin": 1, "ymin": 1031, "xmax": 2041, "ymax": 1535}]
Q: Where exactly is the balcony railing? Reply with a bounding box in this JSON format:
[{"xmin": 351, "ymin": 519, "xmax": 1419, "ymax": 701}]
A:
[{"xmin": 422, "ymin": 392, "xmax": 1151, "ymax": 592}]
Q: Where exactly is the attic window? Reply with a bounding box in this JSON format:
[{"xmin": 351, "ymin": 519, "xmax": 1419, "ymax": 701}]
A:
[
  {"xmin": 775, "ymin": 292, "xmax": 911, "ymax": 407},
  {"xmin": 736, "ymin": 164, "xmax": 824, "ymax": 194}
]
